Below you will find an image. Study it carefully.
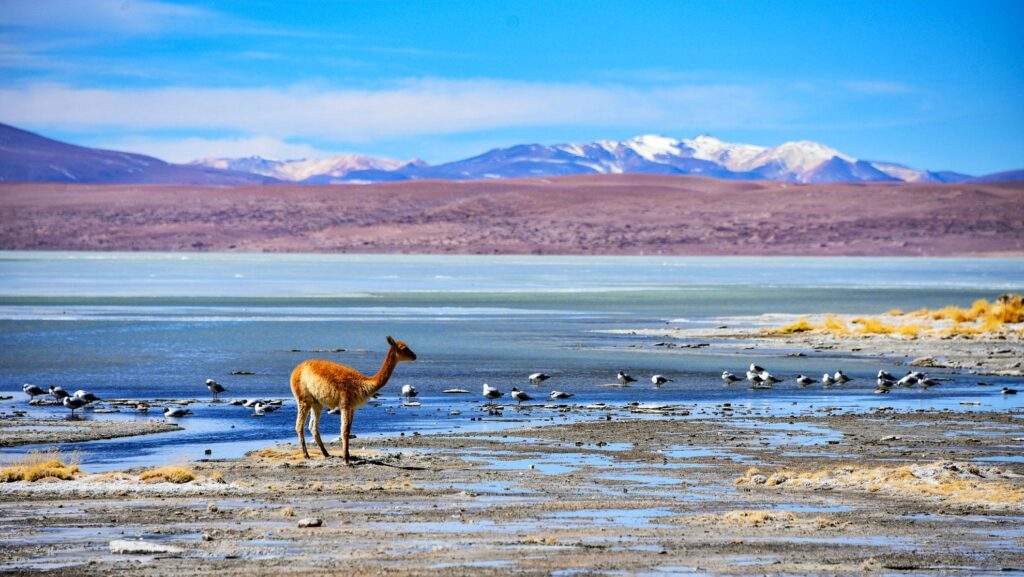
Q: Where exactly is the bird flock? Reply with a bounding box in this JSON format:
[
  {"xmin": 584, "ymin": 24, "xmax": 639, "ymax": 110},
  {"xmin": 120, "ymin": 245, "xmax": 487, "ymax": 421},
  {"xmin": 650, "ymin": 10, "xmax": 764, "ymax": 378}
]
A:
[{"xmin": 17, "ymin": 363, "xmax": 1019, "ymax": 420}]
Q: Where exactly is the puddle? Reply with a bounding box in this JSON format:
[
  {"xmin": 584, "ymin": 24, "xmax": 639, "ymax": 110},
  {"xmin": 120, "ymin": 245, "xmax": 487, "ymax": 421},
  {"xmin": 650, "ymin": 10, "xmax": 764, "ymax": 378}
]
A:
[
  {"xmin": 662, "ymin": 445, "xmax": 755, "ymax": 464},
  {"xmin": 547, "ymin": 507, "xmax": 674, "ymax": 528},
  {"xmin": 598, "ymin": 472, "xmax": 683, "ymax": 486},
  {"xmin": 974, "ymin": 455, "xmax": 1024, "ymax": 463}
]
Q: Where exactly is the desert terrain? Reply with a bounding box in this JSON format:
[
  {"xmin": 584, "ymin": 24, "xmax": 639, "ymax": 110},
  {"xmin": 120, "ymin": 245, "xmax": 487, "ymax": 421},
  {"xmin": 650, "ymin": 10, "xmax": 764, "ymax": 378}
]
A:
[{"xmin": 1, "ymin": 175, "xmax": 1022, "ymax": 255}]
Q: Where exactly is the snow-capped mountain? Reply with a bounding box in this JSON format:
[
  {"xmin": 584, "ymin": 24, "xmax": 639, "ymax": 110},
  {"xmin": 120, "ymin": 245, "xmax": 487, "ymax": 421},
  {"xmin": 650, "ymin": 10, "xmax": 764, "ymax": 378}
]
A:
[
  {"xmin": 399, "ymin": 134, "xmax": 971, "ymax": 184},
  {"xmin": 190, "ymin": 154, "xmax": 411, "ymax": 183}
]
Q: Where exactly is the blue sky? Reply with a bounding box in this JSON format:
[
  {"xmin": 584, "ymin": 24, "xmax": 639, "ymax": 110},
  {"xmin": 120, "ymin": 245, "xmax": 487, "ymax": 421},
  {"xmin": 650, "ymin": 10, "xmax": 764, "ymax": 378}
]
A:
[{"xmin": 1, "ymin": 0, "xmax": 1021, "ymax": 173}]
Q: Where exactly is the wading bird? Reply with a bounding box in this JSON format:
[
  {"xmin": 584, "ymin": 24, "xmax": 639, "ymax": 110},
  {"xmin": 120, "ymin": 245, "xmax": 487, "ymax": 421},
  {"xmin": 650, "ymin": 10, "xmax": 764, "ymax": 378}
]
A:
[
  {"xmin": 401, "ymin": 384, "xmax": 418, "ymax": 398},
  {"xmin": 651, "ymin": 374, "xmax": 672, "ymax": 386},
  {"xmin": 206, "ymin": 379, "xmax": 226, "ymax": 400},
  {"xmin": 164, "ymin": 407, "xmax": 192, "ymax": 418},
  {"xmin": 549, "ymin": 390, "xmax": 573, "ymax": 400},
  {"xmin": 722, "ymin": 371, "xmax": 741, "ymax": 384},
  {"xmin": 510, "ymin": 387, "xmax": 532, "ymax": 404},
  {"xmin": 529, "ymin": 373, "xmax": 550, "ymax": 385},
  {"xmin": 482, "ymin": 383, "xmax": 503, "ymax": 400},
  {"xmin": 617, "ymin": 371, "xmax": 636, "ymax": 386},
  {"xmin": 22, "ymin": 383, "xmax": 46, "ymax": 400}
]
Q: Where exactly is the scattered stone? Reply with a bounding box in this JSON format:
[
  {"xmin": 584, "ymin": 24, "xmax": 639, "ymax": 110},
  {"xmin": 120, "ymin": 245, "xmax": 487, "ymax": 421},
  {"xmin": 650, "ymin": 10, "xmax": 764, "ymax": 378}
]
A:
[{"xmin": 298, "ymin": 517, "xmax": 322, "ymax": 528}]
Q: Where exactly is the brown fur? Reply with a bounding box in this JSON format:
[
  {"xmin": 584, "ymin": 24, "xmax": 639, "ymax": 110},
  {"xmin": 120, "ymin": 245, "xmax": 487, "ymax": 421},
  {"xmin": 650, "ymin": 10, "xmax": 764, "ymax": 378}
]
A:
[{"xmin": 290, "ymin": 336, "xmax": 416, "ymax": 463}]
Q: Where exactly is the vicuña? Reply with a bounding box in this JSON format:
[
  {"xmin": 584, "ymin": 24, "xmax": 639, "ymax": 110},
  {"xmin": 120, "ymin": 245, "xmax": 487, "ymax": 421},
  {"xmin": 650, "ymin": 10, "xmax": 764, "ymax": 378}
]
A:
[{"xmin": 290, "ymin": 335, "xmax": 417, "ymax": 463}]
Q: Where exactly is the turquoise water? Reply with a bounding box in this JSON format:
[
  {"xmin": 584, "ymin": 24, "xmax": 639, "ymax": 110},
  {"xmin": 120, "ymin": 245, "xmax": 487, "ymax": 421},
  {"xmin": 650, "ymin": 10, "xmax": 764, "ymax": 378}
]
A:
[{"xmin": 1, "ymin": 252, "xmax": 1022, "ymax": 470}]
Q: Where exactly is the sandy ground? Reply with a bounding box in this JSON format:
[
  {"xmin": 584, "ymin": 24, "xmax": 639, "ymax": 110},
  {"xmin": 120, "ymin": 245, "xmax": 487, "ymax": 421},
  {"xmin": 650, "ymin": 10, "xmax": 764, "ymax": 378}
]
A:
[
  {"xmin": 1, "ymin": 176, "xmax": 1023, "ymax": 255},
  {"xmin": 0, "ymin": 407, "xmax": 1022, "ymax": 576}
]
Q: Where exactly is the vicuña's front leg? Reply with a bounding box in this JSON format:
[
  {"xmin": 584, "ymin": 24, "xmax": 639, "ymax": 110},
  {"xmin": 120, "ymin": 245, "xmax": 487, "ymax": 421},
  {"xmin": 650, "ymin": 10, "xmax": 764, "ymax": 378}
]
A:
[
  {"xmin": 342, "ymin": 407, "xmax": 354, "ymax": 465},
  {"xmin": 310, "ymin": 407, "xmax": 330, "ymax": 458}
]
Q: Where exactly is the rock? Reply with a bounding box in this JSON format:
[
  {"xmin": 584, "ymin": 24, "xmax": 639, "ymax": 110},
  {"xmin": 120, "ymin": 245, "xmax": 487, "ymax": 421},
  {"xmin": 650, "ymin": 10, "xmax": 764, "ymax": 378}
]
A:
[
  {"xmin": 910, "ymin": 356, "xmax": 938, "ymax": 367},
  {"xmin": 298, "ymin": 517, "xmax": 322, "ymax": 528},
  {"xmin": 109, "ymin": 539, "xmax": 185, "ymax": 555}
]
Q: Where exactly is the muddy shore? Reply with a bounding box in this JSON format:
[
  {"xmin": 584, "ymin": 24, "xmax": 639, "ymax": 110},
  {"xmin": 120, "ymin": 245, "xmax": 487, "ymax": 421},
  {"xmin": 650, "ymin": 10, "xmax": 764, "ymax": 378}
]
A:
[{"xmin": 1, "ymin": 408, "xmax": 1022, "ymax": 576}]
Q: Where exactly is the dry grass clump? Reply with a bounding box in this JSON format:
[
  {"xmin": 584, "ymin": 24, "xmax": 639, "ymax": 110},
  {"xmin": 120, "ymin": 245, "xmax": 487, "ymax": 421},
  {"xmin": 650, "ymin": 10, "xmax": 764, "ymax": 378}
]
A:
[
  {"xmin": 765, "ymin": 294, "xmax": 1023, "ymax": 340},
  {"xmin": 896, "ymin": 323, "xmax": 922, "ymax": 339},
  {"xmin": 766, "ymin": 317, "xmax": 814, "ymax": 335},
  {"xmin": 821, "ymin": 315, "xmax": 850, "ymax": 336},
  {"xmin": 737, "ymin": 461, "xmax": 1024, "ymax": 510},
  {"xmin": 139, "ymin": 465, "xmax": 196, "ymax": 484},
  {"xmin": 720, "ymin": 510, "xmax": 795, "ymax": 527},
  {"xmin": 0, "ymin": 450, "xmax": 80, "ymax": 482},
  {"xmin": 852, "ymin": 318, "xmax": 895, "ymax": 335}
]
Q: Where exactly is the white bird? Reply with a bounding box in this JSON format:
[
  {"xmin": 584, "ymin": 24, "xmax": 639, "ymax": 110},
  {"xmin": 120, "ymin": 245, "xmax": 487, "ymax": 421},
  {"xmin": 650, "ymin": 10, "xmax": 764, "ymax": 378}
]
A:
[
  {"xmin": 1003, "ymin": 387, "xmax": 1018, "ymax": 395},
  {"xmin": 254, "ymin": 402, "xmax": 279, "ymax": 413},
  {"xmin": 62, "ymin": 396, "xmax": 86, "ymax": 415},
  {"xmin": 745, "ymin": 370, "xmax": 761, "ymax": 383},
  {"xmin": 401, "ymin": 384, "xmax": 418, "ymax": 398},
  {"xmin": 482, "ymin": 383, "xmax": 502, "ymax": 399},
  {"xmin": 529, "ymin": 373, "xmax": 551, "ymax": 385},
  {"xmin": 821, "ymin": 373, "xmax": 835, "ymax": 386},
  {"xmin": 549, "ymin": 390, "xmax": 573, "ymax": 400},
  {"xmin": 205, "ymin": 379, "xmax": 226, "ymax": 399},
  {"xmin": 909, "ymin": 371, "xmax": 926, "ymax": 380},
  {"xmin": 919, "ymin": 377, "xmax": 938, "ymax": 387},
  {"xmin": 73, "ymin": 390, "xmax": 100, "ymax": 403},
  {"xmin": 833, "ymin": 370, "xmax": 850, "ymax": 383},
  {"xmin": 510, "ymin": 387, "xmax": 532, "ymax": 404},
  {"xmin": 721, "ymin": 371, "xmax": 741, "ymax": 384},
  {"xmin": 750, "ymin": 375, "xmax": 771, "ymax": 389},
  {"xmin": 877, "ymin": 370, "xmax": 895, "ymax": 381},
  {"xmin": 243, "ymin": 399, "xmax": 259, "ymax": 407},
  {"xmin": 651, "ymin": 374, "xmax": 672, "ymax": 386},
  {"xmin": 761, "ymin": 372, "xmax": 782, "ymax": 384},
  {"xmin": 796, "ymin": 375, "xmax": 814, "ymax": 386},
  {"xmin": 22, "ymin": 383, "xmax": 46, "ymax": 399},
  {"xmin": 749, "ymin": 363, "xmax": 765, "ymax": 374},
  {"xmin": 877, "ymin": 377, "xmax": 895, "ymax": 387},
  {"xmin": 48, "ymin": 385, "xmax": 69, "ymax": 400},
  {"xmin": 164, "ymin": 407, "xmax": 192, "ymax": 418},
  {"xmin": 617, "ymin": 371, "xmax": 636, "ymax": 385},
  {"xmin": 897, "ymin": 373, "xmax": 918, "ymax": 387}
]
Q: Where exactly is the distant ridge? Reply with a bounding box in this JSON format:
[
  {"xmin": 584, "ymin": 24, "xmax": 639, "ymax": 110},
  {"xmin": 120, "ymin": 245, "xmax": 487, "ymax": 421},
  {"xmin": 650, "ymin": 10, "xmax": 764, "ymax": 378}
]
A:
[
  {"xmin": 0, "ymin": 123, "xmax": 277, "ymax": 185},
  {"xmin": 1, "ymin": 122, "xmax": 1019, "ymax": 185}
]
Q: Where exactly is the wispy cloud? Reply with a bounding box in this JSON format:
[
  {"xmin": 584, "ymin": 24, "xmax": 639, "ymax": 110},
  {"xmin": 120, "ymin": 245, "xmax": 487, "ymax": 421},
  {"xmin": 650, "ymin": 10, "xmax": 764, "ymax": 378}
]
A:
[
  {"xmin": 0, "ymin": 79, "xmax": 791, "ymax": 141},
  {"xmin": 94, "ymin": 135, "xmax": 339, "ymax": 163},
  {"xmin": 843, "ymin": 80, "xmax": 915, "ymax": 95},
  {"xmin": 0, "ymin": 0, "xmax": 219, "ymax": 34}
]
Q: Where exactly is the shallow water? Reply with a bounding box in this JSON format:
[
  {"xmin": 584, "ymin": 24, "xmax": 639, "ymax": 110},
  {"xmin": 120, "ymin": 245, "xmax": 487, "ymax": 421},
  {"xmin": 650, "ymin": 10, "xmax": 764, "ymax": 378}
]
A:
[{"xmin": 1, "ymin": 252, "xmax": 1023, "ymax": 470}]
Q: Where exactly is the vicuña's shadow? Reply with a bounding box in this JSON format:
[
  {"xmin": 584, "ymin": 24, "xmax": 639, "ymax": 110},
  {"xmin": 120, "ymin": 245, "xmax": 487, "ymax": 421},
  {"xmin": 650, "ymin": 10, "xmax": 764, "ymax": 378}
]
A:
[{"xmin": 349, "ymin": 456, "xmax": 427, "ymax": 471}]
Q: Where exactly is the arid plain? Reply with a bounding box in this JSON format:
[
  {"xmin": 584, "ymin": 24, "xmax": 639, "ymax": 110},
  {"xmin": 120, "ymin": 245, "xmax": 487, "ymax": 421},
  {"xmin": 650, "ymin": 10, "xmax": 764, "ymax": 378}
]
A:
[{"xmin": 2, "ymin": 175, "xmax": 1023, "ymax": 255}]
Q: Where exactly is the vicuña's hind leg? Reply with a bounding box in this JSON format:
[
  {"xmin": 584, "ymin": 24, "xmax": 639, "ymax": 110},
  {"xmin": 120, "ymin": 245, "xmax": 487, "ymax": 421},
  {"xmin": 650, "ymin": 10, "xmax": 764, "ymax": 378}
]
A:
[
  {"xmin": 341, "ymin": 407, "xmax": 354, "ymax": 465},
  {"xmin": 295, "ymin": 403, "xmax": 310, "ymax": 459},
  {"xmin": 309, "ymin": 405, "xmax": 330, "ymax": 458}
]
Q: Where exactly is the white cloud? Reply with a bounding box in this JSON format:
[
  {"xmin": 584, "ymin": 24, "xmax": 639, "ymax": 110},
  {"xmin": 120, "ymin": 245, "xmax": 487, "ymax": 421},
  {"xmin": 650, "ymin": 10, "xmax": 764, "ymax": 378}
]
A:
[
  {"xmin": 0, "ymin": 0, "xmax": 218, "ymax": 34},
  {"xmin": 92, "ymin": 135, "xmax": 336, "ymax": 163},
  {"xmin": 843, "ymin": 80, "xmax": 914, "ymax": 95},
  {"xmin": 0, "ymin": 79, "xmax": 788, "ymax": 142}
]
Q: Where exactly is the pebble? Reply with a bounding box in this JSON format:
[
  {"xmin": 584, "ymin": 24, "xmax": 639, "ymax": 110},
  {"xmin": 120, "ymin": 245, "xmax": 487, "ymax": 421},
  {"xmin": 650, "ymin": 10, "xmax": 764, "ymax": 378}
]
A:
[{"xmin": 298, "ymin": 517, "xmax": 322, "ymax": 528}]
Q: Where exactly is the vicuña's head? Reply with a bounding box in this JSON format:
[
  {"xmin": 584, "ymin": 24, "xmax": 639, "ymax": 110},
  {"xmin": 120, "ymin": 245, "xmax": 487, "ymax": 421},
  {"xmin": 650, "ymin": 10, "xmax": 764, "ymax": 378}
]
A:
[{"xmin": 387, "ymin": 335, "xmax": 417, "ymax": 362}]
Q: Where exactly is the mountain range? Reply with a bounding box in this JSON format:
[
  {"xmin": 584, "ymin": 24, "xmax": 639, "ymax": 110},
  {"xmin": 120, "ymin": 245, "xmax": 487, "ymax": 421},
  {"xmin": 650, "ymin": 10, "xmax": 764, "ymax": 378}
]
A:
[{"xmin": 2, "ymin": 122, "xmax": 1019, "ymax": 185}]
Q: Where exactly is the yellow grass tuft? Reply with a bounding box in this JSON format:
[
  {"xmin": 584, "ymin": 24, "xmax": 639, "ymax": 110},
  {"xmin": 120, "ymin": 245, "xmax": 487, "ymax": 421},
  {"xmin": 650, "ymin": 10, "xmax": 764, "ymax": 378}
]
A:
[
  {"xmin": 139, "ymin": 466, "xmax": 195, "ymax": 484},
  {"xmin": 0, "ymin": 450, "xmax": 80, "ymax": 482},
  {"xmin": 896, "ymin": 324, "xmax": 923, "ymax": 339},
  {"xmin": 821, "ymin": 314, "xmax": 850, "ymax": 336},
  {"xmin": 853, "ymin": 318, "xmax": 895, "ymax": 335},
  {"xmin": 766, "ymin": 317, "xmax": 814, "ymax": 335}
]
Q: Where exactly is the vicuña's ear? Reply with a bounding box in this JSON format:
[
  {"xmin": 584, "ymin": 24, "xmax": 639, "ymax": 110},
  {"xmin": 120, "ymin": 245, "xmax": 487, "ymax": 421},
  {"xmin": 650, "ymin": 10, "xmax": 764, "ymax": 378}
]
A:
[{"xmin": 387, "ymin": 335, "xmax": 397, "ymax": 347}]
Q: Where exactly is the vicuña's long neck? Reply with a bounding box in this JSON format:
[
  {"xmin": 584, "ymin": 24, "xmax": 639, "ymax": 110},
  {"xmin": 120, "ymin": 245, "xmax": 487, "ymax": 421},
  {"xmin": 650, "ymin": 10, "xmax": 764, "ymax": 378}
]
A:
[{"xmin": 368, "ymin": 346, "xmax": 399, "ymax": 393}]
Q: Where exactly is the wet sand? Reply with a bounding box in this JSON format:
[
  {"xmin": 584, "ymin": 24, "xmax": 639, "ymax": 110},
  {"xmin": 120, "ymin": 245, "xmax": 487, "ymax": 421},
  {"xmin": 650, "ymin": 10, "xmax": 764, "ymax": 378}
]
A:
[
  {"xmin": 0, "ymin": 415, "xmax": 181, "ymax": 448},
  {"xmin": 1, "ymin": 408, "xmax": 1022, "ymax": 576}
]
